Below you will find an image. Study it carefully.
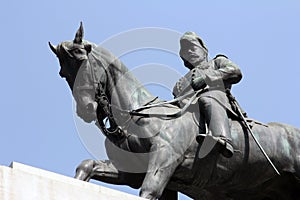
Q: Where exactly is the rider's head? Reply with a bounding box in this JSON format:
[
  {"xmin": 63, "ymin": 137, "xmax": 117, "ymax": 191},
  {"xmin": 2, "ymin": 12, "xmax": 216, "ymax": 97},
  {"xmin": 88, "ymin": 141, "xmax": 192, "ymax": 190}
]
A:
[{"xmin": 179, "ymin": 32, "xmax": 208, "ymax": 70}]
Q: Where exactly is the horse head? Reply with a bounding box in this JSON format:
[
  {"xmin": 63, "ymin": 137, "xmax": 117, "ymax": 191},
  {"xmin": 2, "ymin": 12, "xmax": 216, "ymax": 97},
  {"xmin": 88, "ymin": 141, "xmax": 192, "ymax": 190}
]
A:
[{"xmin": 49, "ymin": 22, "xmax": 98, "ymax": 123}]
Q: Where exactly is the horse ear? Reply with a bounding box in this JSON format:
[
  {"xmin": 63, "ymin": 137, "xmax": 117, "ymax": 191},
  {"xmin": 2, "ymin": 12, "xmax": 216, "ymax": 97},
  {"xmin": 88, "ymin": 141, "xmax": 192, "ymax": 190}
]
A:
[
  {"xmin": 74, "ymin": 21, "xmax": 84, "ymax": 44},
  {"xmin": 48, "ymin": 42, "xmax": 58, "ymax": 55},
  {"xmin": 84, "ymin": 44, "xmax": 92, "ymax": 54}
]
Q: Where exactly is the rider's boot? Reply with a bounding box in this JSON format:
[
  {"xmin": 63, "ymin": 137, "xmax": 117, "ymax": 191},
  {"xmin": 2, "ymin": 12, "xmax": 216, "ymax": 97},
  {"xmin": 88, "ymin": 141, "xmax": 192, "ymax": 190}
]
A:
[
  {"xmin": 218, "ymin": 136, "xmax": 234, "ymax": 158},
  {"xmin": 196, "ymin": 134, "xmax": 234, "ymax": 158}
]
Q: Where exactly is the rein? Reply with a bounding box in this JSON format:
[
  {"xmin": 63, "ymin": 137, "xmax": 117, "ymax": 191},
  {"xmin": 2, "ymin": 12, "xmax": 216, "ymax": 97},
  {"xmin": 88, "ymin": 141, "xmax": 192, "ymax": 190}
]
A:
[{"xmin": 128, "ymin": 88, "xmax": 206, "ymax": 118}]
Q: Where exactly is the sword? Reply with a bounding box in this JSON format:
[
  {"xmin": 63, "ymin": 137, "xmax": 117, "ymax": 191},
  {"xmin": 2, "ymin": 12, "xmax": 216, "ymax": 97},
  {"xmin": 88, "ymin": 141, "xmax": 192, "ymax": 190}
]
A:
[{"xmin": 228, "ymin": 91, "xmax": 281, "ymax": 175}]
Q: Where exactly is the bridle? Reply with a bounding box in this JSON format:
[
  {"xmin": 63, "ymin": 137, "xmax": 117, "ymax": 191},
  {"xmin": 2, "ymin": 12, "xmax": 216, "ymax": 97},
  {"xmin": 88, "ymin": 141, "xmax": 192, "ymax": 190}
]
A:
[{"xmin": 85, "ymin": 53, "xmax": 127, "ymax": 144}]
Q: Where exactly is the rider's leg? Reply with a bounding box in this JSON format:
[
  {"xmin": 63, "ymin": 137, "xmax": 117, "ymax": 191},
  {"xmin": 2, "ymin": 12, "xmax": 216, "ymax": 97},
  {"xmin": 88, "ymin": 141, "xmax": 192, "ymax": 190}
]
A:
[{"xmin": 198, "ymin": 96, "xmax": 234, "ymax": 158}]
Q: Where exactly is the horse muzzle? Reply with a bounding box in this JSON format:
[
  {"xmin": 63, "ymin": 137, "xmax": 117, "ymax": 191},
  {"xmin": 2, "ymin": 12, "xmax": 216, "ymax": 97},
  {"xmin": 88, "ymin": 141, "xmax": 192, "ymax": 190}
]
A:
[{"xmin": 86, "ymin": 102, "xmax": 98, "ymax": 113}]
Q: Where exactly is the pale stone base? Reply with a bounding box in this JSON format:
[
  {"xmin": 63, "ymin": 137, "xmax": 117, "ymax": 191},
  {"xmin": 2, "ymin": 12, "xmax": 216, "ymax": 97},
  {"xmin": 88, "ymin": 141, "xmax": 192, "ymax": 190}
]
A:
[{"xmin": 0, "ymin": 162, "xmax": 145, "ymax": 200}]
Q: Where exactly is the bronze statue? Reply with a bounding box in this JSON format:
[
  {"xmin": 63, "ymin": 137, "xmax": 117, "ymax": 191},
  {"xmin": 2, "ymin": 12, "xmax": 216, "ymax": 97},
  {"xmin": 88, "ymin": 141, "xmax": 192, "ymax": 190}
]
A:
[{"xmin": 49, "ymin": 23, "xmax": 300, "ymax": 200}]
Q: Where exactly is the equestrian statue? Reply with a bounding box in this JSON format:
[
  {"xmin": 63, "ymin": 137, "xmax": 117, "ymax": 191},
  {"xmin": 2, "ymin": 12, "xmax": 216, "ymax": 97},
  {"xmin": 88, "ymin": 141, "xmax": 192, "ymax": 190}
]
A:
[{"xmin": 49, "ymin": 22, "xmax": 300, "ymax": 200}]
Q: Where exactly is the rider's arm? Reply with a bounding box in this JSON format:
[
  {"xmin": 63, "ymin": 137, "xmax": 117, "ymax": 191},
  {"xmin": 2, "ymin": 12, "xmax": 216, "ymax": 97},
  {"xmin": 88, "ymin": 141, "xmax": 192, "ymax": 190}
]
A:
[{"xmin": 203, "ymin": 55, "xmax": 242, "ymax": 86}]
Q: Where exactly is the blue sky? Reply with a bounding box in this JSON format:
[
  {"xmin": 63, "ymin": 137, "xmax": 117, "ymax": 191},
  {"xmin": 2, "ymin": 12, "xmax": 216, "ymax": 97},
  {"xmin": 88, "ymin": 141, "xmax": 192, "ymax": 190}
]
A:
[{"xmin": 1, "ymin": 1, "xmax": 300, "ymax": 199}]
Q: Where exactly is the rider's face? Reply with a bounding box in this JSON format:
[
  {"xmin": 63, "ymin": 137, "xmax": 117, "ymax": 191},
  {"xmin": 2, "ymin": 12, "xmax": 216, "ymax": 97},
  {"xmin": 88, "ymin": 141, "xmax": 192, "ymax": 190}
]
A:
[{"xmin": 179, "ymin": 39, "xmax": 207, "ymax": 69}]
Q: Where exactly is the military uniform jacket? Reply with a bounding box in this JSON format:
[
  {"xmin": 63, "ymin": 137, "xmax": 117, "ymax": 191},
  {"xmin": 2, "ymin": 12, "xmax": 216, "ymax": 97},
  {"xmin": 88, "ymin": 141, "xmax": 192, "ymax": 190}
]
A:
[{"xmin": 173, "ymin": 56, "xmax": 242, "ymax": 108}]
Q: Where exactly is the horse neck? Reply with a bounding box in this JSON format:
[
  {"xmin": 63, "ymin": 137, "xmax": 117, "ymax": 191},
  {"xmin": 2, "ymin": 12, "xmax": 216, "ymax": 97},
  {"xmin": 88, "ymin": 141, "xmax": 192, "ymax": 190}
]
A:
[
  {"xmin": 99, "ymin": 50, "xmax": 155, "ymax": 110},
  {"xmin": 108, "ymin": 64, "xmax": 155, "ymax": 110}
]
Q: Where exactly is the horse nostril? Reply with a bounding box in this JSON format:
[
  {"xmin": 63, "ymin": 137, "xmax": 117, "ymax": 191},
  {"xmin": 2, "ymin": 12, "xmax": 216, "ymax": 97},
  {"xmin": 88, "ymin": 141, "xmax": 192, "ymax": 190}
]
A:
[
  {"xmin": 86, "ymin": 104, "xmax": 93, "ymax": 112},
  {"xmin": 86, "ymin": 102, "xmax": 97, "ymax": 113}
]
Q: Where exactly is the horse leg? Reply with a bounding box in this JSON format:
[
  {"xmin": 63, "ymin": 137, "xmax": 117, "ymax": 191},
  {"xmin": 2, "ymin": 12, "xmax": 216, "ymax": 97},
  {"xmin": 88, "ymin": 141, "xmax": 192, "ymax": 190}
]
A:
[
  {"xmin": 139, "ymin": 144, "xmax": 181, "ymax": 200},
  {"xmin": 74, "ymin": 159, "xmax": 94, "ymax": 181},
  {"xmin": 75, "ymin": 159, "xmax": 125, "ymax": 185}
]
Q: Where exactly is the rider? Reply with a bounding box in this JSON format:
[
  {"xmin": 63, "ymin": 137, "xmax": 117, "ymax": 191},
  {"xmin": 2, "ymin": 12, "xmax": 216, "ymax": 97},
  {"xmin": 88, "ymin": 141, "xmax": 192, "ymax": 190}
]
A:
[{"xmin": 173, "ymin": 32, "xmax": 243, "ymax": 158}]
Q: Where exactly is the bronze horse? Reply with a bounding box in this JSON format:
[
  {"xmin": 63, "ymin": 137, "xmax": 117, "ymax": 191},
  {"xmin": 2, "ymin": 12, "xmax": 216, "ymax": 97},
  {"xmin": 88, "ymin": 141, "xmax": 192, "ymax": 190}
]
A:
[{"xmin": 49, "ymin": 23, "xmax": 300, "ymax": 200}]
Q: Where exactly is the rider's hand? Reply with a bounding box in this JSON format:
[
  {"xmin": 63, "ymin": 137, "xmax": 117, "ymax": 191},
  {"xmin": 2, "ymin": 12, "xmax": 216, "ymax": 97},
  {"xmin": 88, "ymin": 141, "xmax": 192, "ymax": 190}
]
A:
[{"xmin": 191, "ymin": 75, "xmax": 207, "ymax": 91}]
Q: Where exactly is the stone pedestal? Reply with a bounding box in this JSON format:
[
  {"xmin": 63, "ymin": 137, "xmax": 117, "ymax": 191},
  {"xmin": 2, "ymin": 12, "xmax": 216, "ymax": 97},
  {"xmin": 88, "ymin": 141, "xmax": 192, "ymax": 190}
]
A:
[{"xmin": 0, "ymin": 162, "xmax": 145, "ymax": 200}]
